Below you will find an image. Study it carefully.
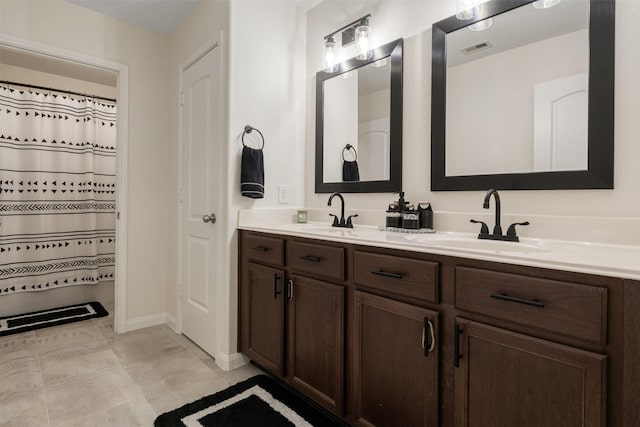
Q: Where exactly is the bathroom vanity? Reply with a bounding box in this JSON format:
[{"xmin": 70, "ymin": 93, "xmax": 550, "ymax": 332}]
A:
[{"xmin": 238, "ymin": 222, "xmax": 640, "ymax": 427}]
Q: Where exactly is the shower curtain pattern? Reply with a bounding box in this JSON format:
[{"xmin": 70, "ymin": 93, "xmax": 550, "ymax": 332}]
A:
[{"xmin": 0, "ymin": 85, "xmax": 116, "ymax": 294}]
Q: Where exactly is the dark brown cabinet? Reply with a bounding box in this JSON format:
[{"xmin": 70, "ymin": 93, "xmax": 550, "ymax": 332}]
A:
[
  {"xmin": 287, "ymin": 274, "xmax": 345, "ymax": 415},
  {"xmin": 239, "ymin": 262, "xmax": 285, "ymax": 376},
  {"xmin": 353, "ymin": 291, "xmax": 439, "ymax": 427},
  {"xmin": 454, "ymin": 318, "xmax": 606, "ymax": 427},
  {"xmin": 238, "ymin": 230, "xmax": 637, "ymax": 427}
]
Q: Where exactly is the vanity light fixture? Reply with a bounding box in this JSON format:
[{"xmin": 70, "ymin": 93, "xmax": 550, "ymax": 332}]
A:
[
  {"xmin": 355, "ymin": 20, "xmax": 372, "ymax": 60},
  {"xmin": 532, "ymin": 0, "xmax": 562, "ymax": 9},
  {"xmin": 323, "ymin": 14, "xmax": 372, "ymax": 71},
  {"xmin": 323, "ymin": 36, "xmax": 338, "ymax": 72}
]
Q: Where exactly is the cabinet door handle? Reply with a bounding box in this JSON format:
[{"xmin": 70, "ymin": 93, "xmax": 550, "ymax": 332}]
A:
[
  {"xmin": 299, "ymin": 255, "xmax": 321, "ymax": 263},
  {"xmin": 273, "ymin": 274, "xmax": 282, "ymax": 299},
  {"xmin": 454, "ymin": 324, "xmax": 462, "ymax": 368},
  {"xmin": 371, "ymin": 270, "xmax": 403, "ymax": 279},
  {"xmin": 422, "ymin": 317, "xmax": 436, "ymax": 357},
  {"xmin": 252, "ymin": 246, "xmax": 269, "ymax": 252},
  {"xmin": 287, "ymin": 279, "xmax": 294, "ymax": 301},
  {"xmin": 490, "ymin": 293, "xmax": 545, "ymax": 308}
]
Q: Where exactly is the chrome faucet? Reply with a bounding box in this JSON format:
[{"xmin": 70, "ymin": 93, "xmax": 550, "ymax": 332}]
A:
[
  {"xmin": 327, "ymin": 192, "xmax": 358, "ymax": 228},
  {"xmin": 471, "ymin": 189, "xmax": 529, "ymax": 242}
]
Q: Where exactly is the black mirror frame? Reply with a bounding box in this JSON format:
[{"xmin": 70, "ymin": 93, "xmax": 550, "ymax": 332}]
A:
[
  {"xmin": 315, "ymin": 38, "xmax": 403, "ymax": 193},
  {"xmin": 431, "ymin": 0, "xmax": 614, "ymax": 191}
]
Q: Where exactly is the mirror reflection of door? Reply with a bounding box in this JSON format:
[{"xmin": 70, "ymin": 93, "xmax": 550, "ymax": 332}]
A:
[
  {"xmin": 322, "ymin": 57, "xmax": 391, "ymax": 183},
  {"xmin": 444, "ymin": 0, "xmax": 590, "ymax": 177}
]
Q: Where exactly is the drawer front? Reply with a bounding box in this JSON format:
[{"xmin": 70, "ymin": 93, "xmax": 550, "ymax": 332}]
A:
[
  {"xmin": 455, "ymin": 266, "xmax": 607, "ymax": 344},
  {"xmin": 353, "ymin": 251, "xmax": 438, "ymax": 303},
  {"xmin": 287, "ymin": 241, "xmax": 345, "ymax": 281},
  {"xmin": 244, "ymin": 234, "xmax": 284, "ymax": 266}
]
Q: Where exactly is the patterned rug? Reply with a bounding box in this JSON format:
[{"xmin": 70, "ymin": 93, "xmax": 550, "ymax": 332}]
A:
[
  {"xmin": 0, "ymin": 301, "xmax": 108, "ymax": 336},
  {"xmin": 154, "ymin": 374, "xmax": 345, "ymax": 427}
]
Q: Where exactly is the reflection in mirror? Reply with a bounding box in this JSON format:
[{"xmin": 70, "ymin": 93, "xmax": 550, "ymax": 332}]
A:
[
  {"xmin": 316, "ymin": 38, "xmax": 403, "ymax": 193},
  {"xmin": 323, "ymin": 57, "xmax": 391, "ymax": 183},
  {"xmin": 446, "ymin": 0, "xmax": 589, "ymax": 176},
  {"xmin": 431, "ymin": 0, "xmax": 614, "ymax": 191}
]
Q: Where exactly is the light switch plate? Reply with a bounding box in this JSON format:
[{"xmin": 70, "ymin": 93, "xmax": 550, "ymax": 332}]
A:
[{"xmin": 278, "ymin": 184, "xmax": 289, "ymax": 204}]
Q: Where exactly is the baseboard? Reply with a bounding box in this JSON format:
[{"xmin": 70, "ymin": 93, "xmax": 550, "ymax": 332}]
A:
[
  {"xmin": 165, "ymin": 313, "xmax": 178, "ymax": 332},
  {"xmin": 125, "ymin": 312, "xmax": 168, "ymax": 332},
  {"xmin": 216, "ymin": 351, "xmax": 250, "ymax": 371}
]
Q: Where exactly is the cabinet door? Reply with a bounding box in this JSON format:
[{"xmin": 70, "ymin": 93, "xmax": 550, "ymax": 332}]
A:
[
  {"xmin": 286, "ymin": 274, "xmax": 345, "ymax": 416},
  {"xmin": 239, "ymin": 262, "xmax": 285, "ymax": 376},
  {"xmin": 454, "ymin": 318, "xmax": 606, "ymax": 427},
  {"xmin": 353, "ymin": 291, "xmax": 439, "ymax": 427}
]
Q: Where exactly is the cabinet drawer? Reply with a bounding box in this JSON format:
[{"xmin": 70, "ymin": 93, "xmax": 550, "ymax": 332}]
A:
[
  {"xmin": 455, "ymin": 266, "xmax": 607, "ymax": 344},
  {"xmin": 287, "ymin": 241, "xmax": 345, "ymax": 281},
  {"xmin": 244, "ymin": 234, "xmax": 284, "ymax": 266},
  {"xmin": 354, "ymin": 251, "xmax": 438, "ymax": 303}
]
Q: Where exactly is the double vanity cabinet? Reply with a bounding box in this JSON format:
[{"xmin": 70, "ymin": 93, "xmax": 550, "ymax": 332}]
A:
[{"xmin": 238, "ymin": 229, "xmax": 639, "ymax": 426}]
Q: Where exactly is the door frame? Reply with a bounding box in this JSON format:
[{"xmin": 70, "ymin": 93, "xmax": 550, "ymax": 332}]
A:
[
  {"xmin": 176, "ymin": 35, "xmax": 225, "ymax": 360},
  {"xmin": 0, "ymin": 34, "xmax": 130, "ymax": 333}
]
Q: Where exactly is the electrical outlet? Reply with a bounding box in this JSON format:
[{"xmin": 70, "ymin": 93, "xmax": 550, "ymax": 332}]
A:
[{"xmin": 278, "ymin": 184, "xmax": 290, "ymax": 204}]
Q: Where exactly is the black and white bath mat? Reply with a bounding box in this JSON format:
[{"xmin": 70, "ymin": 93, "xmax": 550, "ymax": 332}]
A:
[
  {"xmin": 0, "ymin": 301, "xmax": 108, "ymax": 337},
  {"xmin": 155, "ymin": 374, "xmax": 345, "ymax": 427}
]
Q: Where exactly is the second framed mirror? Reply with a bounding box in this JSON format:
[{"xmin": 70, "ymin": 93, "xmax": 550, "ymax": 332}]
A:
[{"xmin": 315, "ymin": 38, "xmax": 403, "ymax": 193}]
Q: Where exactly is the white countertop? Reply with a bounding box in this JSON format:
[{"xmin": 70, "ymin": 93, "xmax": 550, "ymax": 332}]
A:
[{"xmin": 238, "ymin": 221, "xmax": 640, "ymax": 281}]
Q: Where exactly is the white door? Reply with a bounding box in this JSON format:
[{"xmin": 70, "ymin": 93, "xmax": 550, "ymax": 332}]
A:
[
  {"xmin": 533, "ymin": 74, "xmax": 588, "ymax": 172},
  {"xmin": 180, "ymin": 44, "xmax": 221, "ymax": 357}
]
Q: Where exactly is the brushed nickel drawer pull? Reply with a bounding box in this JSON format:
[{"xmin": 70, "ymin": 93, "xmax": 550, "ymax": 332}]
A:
[
  {"xmin": 490, "ymin": 293, "xmax": 545, "ymax": 308},
  {"xmin": 371, "ymin": 270, "xmax": 403, "ymax": 279},
  {"xmin": 299, "ymin": 255, "xmax": 321, "ymax": 263}
]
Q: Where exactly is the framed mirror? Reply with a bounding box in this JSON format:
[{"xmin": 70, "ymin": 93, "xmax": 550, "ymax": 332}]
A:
[
  {"xmin": 431, "ymin": 0, "xmax": 614, "ymax": 191},
  {"xmin": 315, "ymin": 38, "xmax": 403, "ymax": 193}
]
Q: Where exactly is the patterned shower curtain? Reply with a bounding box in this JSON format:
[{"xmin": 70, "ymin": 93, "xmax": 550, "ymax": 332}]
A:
[{"xmin": 0, "ymin": 84, "xmax": 116, "ymax": 295}]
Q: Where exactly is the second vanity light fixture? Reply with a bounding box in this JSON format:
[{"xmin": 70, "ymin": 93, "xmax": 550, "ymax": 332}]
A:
[{"xmin": 323, "ymin": 14, "xmax": 372, "ymax": 72}]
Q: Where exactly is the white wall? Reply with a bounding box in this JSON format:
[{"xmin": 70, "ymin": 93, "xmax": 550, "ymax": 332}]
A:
[
  {"xmin": 306, "ymin": 0, "xmax": 640, "ymax": 245},
  {"xmin": 0, "ymin": 0, "xmax": 173, "ymax": 322},
  {"xmin": 224, "ymin": 0, "xmax": 308, "ymax": 360},
  {"xmin": 0, "ymin": 64, "xmax": 117, "ymax": 99},
  {"xmin": 167, "ymin": 0, "xmax": 308, "ymax": 364}
]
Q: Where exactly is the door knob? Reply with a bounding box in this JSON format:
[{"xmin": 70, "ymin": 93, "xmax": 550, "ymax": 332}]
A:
[{"xmin": 202, "ymin": 213, "xmax": 216, "ymax": 224}]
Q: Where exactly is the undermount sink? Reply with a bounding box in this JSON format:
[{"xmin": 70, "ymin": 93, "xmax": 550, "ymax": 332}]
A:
[{"xmin": 404, "ymin": 235, "xmax": 550, "ymax": 253}]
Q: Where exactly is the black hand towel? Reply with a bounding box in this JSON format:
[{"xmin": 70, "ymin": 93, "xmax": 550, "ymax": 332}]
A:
[
  {"xmin": 241, "ymin": 146, "xmax": 264, "ymax": 198},
  {"xmin": 342, "ymin": 160, "xmax": 360, "ymax": 182}
]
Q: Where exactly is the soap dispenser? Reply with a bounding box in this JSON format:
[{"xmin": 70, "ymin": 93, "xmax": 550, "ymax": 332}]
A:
[{"xmin": 385, "ymin": 192, "xmax": 406, "ymax": 229}]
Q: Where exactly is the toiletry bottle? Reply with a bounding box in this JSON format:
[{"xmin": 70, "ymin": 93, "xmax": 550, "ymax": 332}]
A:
[
  {"xmin": 402, "ymin": 204, "xmax": 420, "ymax": 229},
  {"xmin": 386, "ymin": 204, "xmax": 401, "ymax": 228},
  {"xmin": 418, "ymin": 202, "xmax": 433, "ymax": 230}
]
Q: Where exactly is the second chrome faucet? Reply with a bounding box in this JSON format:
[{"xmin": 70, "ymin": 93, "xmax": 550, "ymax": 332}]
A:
[{"xmin": 471, "ymin": 189, "xmax": 529, "ymax": 242}]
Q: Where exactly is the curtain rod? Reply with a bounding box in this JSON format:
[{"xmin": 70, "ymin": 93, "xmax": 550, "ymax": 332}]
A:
[{"xmin": 0, "ymin": 79, "xmax": 116, "ymax": 103}]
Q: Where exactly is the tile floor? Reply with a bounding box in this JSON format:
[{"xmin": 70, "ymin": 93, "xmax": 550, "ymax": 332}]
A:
[{"xmin": 0, "ymin": 305, "xmax": 261, "ymax": 426}]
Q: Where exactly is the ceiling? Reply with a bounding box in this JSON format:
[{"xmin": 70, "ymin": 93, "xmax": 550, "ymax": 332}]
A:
[{"xmin": 63, "ymin": 0, "xmax": 199, "ymax": 35}]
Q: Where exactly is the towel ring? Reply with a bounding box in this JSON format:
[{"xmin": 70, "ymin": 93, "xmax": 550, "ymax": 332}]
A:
[
  {"xmin": 342, "ymin": 144, "xmax": 357, "ymax": 161},
  {"xmin": 242, "ymin": 125, "xmax": 264, "ymax": 150}
]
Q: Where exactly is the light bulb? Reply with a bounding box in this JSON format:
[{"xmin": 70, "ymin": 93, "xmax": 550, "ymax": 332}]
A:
[
  {"xmin": 323, "ymin": 37, "xmax": 338, "ymax": 72},
  {"xmin": 355, "ymin": 25, "xmax": 372, "ymax": 60},
  {"xmin": 456, "ymin": 0, "xmax": 480, "ymax": 20}
]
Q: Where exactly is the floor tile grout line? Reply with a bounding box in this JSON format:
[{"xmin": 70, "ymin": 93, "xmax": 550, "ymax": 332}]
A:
[{"xmin": 35, "ymin": 341, "xmax": 53, "ymax": 427}]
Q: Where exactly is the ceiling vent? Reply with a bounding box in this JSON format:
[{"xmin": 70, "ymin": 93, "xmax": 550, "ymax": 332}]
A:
[{"xmin": 461, "ymin": 40, "xmax": 493, "ymax": 54}]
